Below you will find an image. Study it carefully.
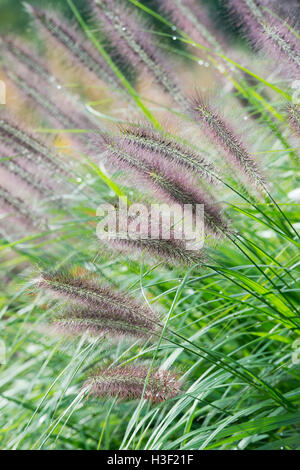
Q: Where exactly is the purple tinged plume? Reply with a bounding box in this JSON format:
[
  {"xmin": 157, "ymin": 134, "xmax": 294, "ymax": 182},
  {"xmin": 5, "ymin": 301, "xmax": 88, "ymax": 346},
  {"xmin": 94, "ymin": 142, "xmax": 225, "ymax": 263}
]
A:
[
  {"xmin": 1, "ymin": 40, "xmax": 104, "ymax": 155},
  {"xmin": 120, "ymin": 125, "xmax": 217, "ymax": 183},
  {"xmin": 0, "ymin": 142, "xmax": 54, "ymax": 200},
  {"xmin": 104, "ymin": 134, "xmax": 227, "ymax": 236},
  {"xmin": 192, "ymin": 96, "xmax": 265, "ymax": 187},
  {"xmin": 228, "ymin": 0, "xmax": 300, "ymax": 77},
  {"xmin": 37, "ymin": 269, "xmax": 160, "ymax": 340},
  {"xmin": 85, "ymin": 364, "xmax": 182, "ymax": 403},
  {"xmin": 104, "ymin": 227, "xmax": 206, "ymax": 268},
  {"xmin": 158, "ymin": 0, "xmax": 223, "ymax": 51},
  {"xmin": 0, "ymin": 114, "xmax": 69, "ymax": 176},
  {"xmin": 0, "ymin": 184, "xmax": 45, "ymax": 237},
  {"xmin": 90, "ymin": 0, "xmax": 187, "ymax": 111},
  {"xmin": 25, "ymin": 5, "xmax": 123, "ymax": 93}
]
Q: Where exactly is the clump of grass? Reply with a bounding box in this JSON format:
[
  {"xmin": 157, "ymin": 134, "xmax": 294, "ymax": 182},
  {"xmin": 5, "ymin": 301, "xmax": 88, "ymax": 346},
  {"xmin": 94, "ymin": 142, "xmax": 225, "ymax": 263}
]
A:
[{"xmin": 0, "ymin": 0, "xmax": 299, "ymax": 452}]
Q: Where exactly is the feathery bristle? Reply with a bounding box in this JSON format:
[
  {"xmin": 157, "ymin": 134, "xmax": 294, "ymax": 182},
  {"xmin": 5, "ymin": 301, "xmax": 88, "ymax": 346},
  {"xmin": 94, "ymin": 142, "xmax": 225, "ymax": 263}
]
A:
[
  {"xmin": 192, "ymin": 96, "xmax": 265, "ymax": 187},
  {"xmin": 91, "ymin": 0, "xmax": 187, "ymax": 110},
  {"xmin": 104, "ymin": 136, "xmax": 227, "ymax": 236},
  {"xmin": 85, "ymin": 364, "xmax": 181, "ymax": 403},
  {"xmin": 120, "ymin": 125, "xmax": 217, "ymax": 183},
  {"xmin": 37, "ymin": 269, "xmax": 160, "ymax": 339}
]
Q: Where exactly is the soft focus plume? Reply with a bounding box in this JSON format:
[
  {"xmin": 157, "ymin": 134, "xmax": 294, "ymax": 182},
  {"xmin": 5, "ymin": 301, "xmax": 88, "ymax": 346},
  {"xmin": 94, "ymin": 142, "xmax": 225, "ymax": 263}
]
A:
[
  {"xmin": 25, "ymin": 5, "xmax": 123, "ymax": 93},
  {"xmin": 104, "ymin": 134, "xmax": 227, "ymax": 236},
  {"xmin": 90, "ymin": 0, "xmax": 187, "ymax": 111},
  {"xmin": 158, "ymin": 0, "xmax": 223, "ymax": 51},
  {"xmin": 228, "ymin": 0, "xmax": 300, "ymax": 77}
]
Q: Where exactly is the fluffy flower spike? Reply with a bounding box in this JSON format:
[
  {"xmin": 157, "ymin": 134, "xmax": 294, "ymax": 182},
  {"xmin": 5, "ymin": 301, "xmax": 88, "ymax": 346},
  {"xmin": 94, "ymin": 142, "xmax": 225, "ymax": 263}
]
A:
[
  {"xmin": 26, "ymin": 5, "xmax": 122, "ymax": 92},
  {"xmin": 91, "ymin": 0, "xmax": 187, "ymax": 110},
  {"xmin": 37, "ymin": 269, "xmax": 160, "ymax": 340},
  {"xmin": 288, "ymin": 104, "xmax": 300, "ymax": 138},
  {"xmin": 228, "ymin": 0, "xmax": 300, "ymax": 77},
  {"xmin": 192, "ymin": 96, "xmax": 265, "ymax": 188},
  {"xmin": 120, "ymin": 124, "xmax": 217, "ymax": 183},
  {"xmin": 85, "ymin": 364, "xmax": 182, "ymax": 403}
]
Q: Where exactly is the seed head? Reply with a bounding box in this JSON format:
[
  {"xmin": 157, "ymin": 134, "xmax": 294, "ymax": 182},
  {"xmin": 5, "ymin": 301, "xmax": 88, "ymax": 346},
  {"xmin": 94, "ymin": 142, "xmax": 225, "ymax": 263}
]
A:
[
  {"xmin": 37, "ymin": 269, "xmax": 160, "ymax": 340},
  {"xmin": 85, "ymin": 364, "xmax": 182, "ymax": 403},
  {"xmin": 192, "ymin": 96, "xmax": 265, "ymax": 187}
]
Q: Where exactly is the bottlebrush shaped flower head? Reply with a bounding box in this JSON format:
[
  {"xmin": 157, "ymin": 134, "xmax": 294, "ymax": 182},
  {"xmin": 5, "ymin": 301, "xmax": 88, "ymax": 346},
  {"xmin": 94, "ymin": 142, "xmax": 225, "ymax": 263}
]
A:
[
  {"xmin": 227, "ymin": 0, "xmax": 300, "ymax": 77},
  {"xmin": 105, "ymin": 235, "xmax": 206, "ymax": 269},
  {"xmin": 0, "ymin": 113, "xmax": 69, "ymax": 176},
  {"xmin": 158, "ymin": 0, "xmax": 223, "ymax": 51},
  {"xmin": 104, "ymin": 134, "xmax": 227, "ymax": 237},
  {"xmin": 287, "ymin": 105, "xmax": 300, "ymax": 138},
  {"xmin": 37, "ymin": 269, "xmax": 160, "ymax": 340},
  {"xmin": 0, "ymin": 36, "xmax": 60, "ymax": 87},
  {"xmin": 191, "ymin": 95, "xmax": 265, "ymax": 188},
  {"xmin": 3, "ymin": 54, "xmax": 103, "ymax": 155},
  {"xmin": 85, "ymin": 364, "xmax": 182, "ymax": 403},
  {"xmin": 120, "ymin": 124, "xmax": 217, "ymax": 183},
  {"xmin": 25, "ymin": 4, "xmax": 122, "ymax": 91},
  {"xmin": 90, "ymin": 0, "xmax": 187, "ymax": 110}
]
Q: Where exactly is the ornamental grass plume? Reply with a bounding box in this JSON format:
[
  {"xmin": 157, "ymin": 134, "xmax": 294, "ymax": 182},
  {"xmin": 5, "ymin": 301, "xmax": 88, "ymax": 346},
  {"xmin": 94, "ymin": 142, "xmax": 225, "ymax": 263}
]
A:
[
  {"xmin": 1, "ymin": 42, "xmax": 103, "ymax": 155},
  {"xmin": 288, "ymin": 105, "xmax": 300, "ymax": 138},
  {"xmin": 0, "ymin": 36, "xmax": 61, "ymax": 88},
  {"xmin": 101, "ymin": 209, "xmax": 206, "ymax": 268},
  {"xmin": 0, "ymin": 140, "xmax": 71, "ymax": 211},
  {"xmin": 0, "ymin": 141, "xmax": 54, "ymax": 200},
  {"xmin": 158, "ymin": 0, "xmax": 223, "ymax": 51},
  {"xmin": 85, "ymin": 364, "xmax": 182, "ymax": 403},
  {"xmin": 105, "ymin": 234, "xmax": 206, "ymax": 268},
  {"xmin": 191, "ymin": 96, "xmax": 265, "ymax": 188},
  {"xmin": 25, "ymin": 5, "xmax": 123, "ymax": 94},
  {"xmin": 228, "ymin": 0, "xmax": 300, "ymax": 77},
  {"xmin": 0, "ymin": 184, "xmax": 44, "ymax": 237},
  {"xmin": 120, "ymin": 124, "xmax": 217, "ymax": 183},
  {"xmin": 104, "ymin": 134, "xmax": 227, "ymax": 237},
  {"xmin": 90, "ymin": 0, "xmax": 187, "ymax": 111},
  {"xmin": 0, "ymin": 114, "xmax": 68, "ymax": 176},
  {"xmin": 37, "ymin": 269, "xmax": 160, "ymax": 340}
]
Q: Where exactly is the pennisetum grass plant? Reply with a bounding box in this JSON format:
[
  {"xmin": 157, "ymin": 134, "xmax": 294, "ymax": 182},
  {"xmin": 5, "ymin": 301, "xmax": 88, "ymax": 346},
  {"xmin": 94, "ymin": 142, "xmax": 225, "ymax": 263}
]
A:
[{"xmin": 0, "ymin": 0, "xmax": 300, "ymax": 451}]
